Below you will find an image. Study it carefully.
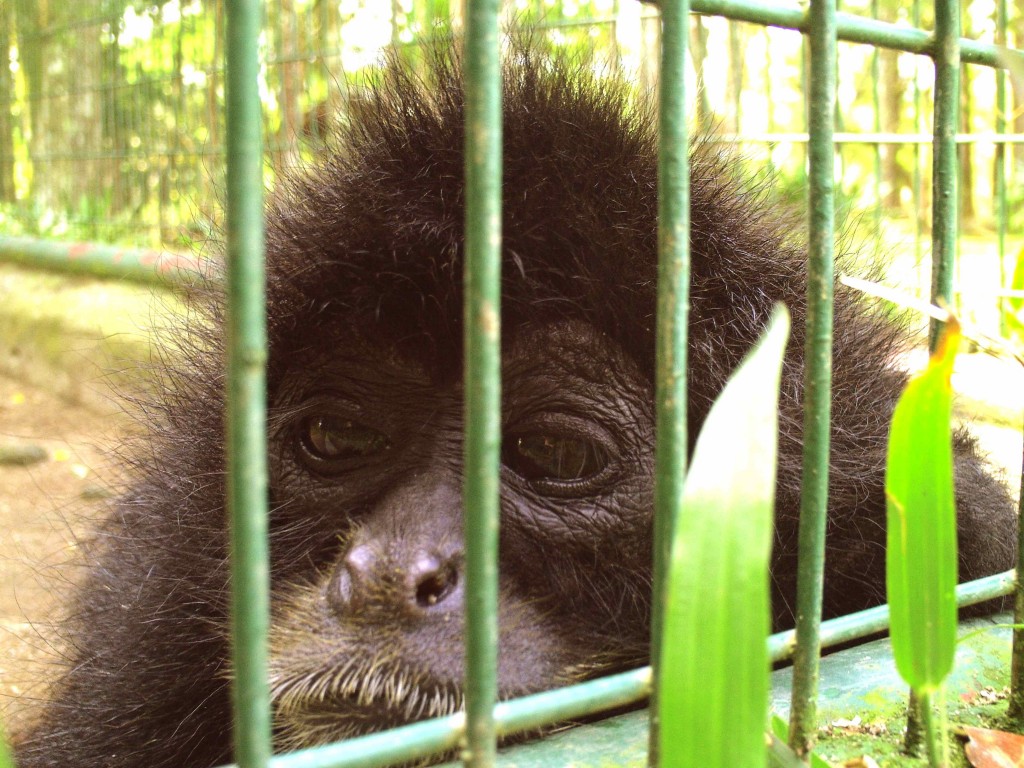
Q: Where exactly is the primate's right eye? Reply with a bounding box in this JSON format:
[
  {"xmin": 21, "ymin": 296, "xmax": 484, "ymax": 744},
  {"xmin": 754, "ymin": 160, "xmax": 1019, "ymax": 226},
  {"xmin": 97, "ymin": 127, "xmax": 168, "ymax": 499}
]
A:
[
  {"xmin": 506, "ymin": 434, "xmax": 607, "ymax": 483},
  {"xmin": 298, "ymin": 415, "xmax": 391, "ymax": 469}
]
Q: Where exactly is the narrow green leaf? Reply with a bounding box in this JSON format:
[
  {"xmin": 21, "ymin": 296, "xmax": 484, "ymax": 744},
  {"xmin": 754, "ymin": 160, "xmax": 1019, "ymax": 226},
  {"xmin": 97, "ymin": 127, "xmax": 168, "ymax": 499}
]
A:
[
  {"xmin": 767, "ymin": 734, "xmax": 808, "ymax": 768},
  {"xmin": 770, "ymin": 714, "xmax": 789, "ymax": 742},
  {"xmin": 0, "ymin": 722, "xmax": 13, "ymax": 768},
  {"xmin": 1003, "ymin": 247, "xmax": 1024, "ymax": 342},
  {"xmin": 886, "ymin": 319, "xmax": 960, "ymax": 691},
  {"xmin": 659, "ymin": 305, "xmax": 790, "ymax": 768}
]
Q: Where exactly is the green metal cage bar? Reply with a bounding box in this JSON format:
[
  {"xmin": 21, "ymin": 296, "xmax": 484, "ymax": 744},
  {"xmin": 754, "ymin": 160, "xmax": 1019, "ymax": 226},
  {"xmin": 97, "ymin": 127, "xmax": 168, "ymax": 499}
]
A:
[
  {"xmin": 225, "ymin": 1, "xmax": 272, "ymax": 766},
  {"xmin": 204, "ymin": 570, "xmax": 1015, "ymax": 768},
  {"xmin": 4, "ymin": 2, "xmax": 1021, "ymax": 766},
  {"xmin": 870, "ymin": 0, "xmax": 882, "ymax": 235},
  {"xmin": 996, "ymin": 0, "xmax": 1009, "ymax": 340},
  {"xmin": 1013, "ymin": 458, "xmax": 1024, "ymax": 721},
  {"xmin": 688, "ymin": 0, "xmax": 1024, "ymax": 70},
  {"xmin": 649, "ymin": 0, "xmax": 690, "ymax": 761},
  {"xmin": 788, "ymin": 0, "xmax": 835, "ymax": 756},
  {"xmin": 461, "ymin": 0, "xmax": 503, "ymax": 764},
  {"xmin": 929, "ymin": 0, "xmax": 959, "ymax": 349},
  {"xmin": 0, "ymin": 236, "xmax": 208, "ymax": 288}
]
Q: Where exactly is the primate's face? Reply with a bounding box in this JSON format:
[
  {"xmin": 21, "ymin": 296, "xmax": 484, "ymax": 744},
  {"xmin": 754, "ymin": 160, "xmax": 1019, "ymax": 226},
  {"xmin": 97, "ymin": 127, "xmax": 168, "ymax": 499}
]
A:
[{"xmin": 263, "ymin": 321, "xmax": 655, "ymax": 746}]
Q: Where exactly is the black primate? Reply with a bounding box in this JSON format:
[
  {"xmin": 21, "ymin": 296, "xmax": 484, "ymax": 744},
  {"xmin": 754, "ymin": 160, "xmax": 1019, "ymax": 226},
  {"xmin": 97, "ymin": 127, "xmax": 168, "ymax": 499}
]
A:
[{"xmin": 13, "ymin": 43, "xmax": 1016, "ymax": 767}]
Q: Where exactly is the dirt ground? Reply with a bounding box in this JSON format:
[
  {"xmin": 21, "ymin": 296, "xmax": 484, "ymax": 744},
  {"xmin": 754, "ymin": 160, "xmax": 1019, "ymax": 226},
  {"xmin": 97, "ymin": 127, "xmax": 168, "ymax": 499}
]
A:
[{"xmin": 0, "ymin": 370, "xmax": 129, "ymax": 720}]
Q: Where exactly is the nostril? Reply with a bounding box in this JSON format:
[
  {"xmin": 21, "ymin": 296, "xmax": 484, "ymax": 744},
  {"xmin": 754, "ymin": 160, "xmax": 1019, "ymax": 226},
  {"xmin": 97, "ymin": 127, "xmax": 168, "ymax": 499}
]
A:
[
  {"xmin": 330, "ymin": 544, "xmax": 461, "ymax": 615},
  {"xmin": 414, "ymin": 559, "xmax": 458, "ymax": 608}
]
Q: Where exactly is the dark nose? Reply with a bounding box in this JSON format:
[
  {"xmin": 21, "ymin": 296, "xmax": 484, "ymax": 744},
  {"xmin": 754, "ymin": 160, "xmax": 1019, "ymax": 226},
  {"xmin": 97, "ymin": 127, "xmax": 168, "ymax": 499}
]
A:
[{"xmin": 328, "ymin": 542, "xmax": 462, "ymax": 617}]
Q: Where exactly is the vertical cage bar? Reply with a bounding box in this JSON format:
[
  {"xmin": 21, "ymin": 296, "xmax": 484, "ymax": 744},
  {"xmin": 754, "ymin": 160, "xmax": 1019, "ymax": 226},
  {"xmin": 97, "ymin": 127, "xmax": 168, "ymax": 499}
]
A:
[
  {"xmin": 929, "ymin": 0, "xmax": 960, "ymax": 348},
  {"xmin": 1007, "ymin": 0, "xmax": 1024, "ymax": 713},
  {"xmin": 871, "ymin": 0, "xmax": 882, "ymax": 234},
  {"xmin": 912, "ymin": 0, "xmax": 923, "ymax": 267},
  {"xmin": 788, "ymin": 0, "xmax": 836, "ymax": 756},
  {"xmin": 462, "ymin": 1, "xmax": 503, "ymax": 765},
  {"xmin": 650, "ymin": 0, "xmax": 690, "ymax": 762},
  {"xmin": 1013, "ymin": 446, "xmax": 1024, "ymax": 720},
  {"xmin": 995, "ymin": 0, "xmax": 1008, "ymax": 339},
  {"xmin": 225, "ymin": 1, "xmax": 272, "ymax": 766}
]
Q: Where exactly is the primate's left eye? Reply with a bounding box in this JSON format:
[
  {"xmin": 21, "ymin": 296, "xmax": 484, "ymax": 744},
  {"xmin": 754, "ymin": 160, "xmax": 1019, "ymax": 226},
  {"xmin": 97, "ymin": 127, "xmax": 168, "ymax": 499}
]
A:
[
  {"xmin": 298, "ymin": 415, "xmax": 390, "ymax": 468},
  {"xmin": 504, "ymin": 434, "xmax": 608, "ymax": 483}
]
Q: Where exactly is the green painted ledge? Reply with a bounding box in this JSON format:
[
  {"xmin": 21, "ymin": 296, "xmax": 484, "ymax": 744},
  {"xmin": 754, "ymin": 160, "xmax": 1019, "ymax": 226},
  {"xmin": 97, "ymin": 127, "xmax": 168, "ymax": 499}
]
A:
[{"xmin": 452, "ymin": 613, "xmax": 1014, "ymax": 767}]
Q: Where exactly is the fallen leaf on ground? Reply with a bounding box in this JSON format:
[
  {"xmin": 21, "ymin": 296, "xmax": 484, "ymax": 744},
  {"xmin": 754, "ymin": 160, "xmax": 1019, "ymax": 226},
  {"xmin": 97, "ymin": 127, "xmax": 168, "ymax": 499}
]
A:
[{"xmin": 963, "ymin": 725, "xmax": 1024, "ymax": 767}]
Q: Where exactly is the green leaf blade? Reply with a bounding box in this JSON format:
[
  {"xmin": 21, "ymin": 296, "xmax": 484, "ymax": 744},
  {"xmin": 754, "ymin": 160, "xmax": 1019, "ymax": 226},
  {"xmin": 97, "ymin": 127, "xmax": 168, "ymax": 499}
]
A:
[
  {"xmin": 659, "ymin": 305, "xmax": 790, "ymax": 768},
  {"xmin": 0, "ymin": 722, "xmax": 13, "ymax": 768},
  {"xmin": 886, "ymin": 321, "xmax": 960, "ymax": 691}
]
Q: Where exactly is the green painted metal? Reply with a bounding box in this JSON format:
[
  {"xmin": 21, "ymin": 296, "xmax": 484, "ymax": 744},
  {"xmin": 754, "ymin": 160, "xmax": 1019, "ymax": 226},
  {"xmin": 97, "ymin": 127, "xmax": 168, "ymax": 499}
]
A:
[
  {"xmin": 772, "ymin": 614, "xmax": 1015, "ymax": 721},
  {"xmin": 489, "ymin": 667, "xmax": 650, "ymax": 733},
  {"xmin": 209, "ymin": 572, "xmax": 1012, "ymax": 768},
  {"xmin": 870, "ymin": 0, "xmax": 881, "ymax": 234},
  {"xmin": 1009, "ymin": 0, "xmax": 1024, "ymax": 716},
  {"xmin": 217, "ymin": 669, "xmax": 652, "ymax": 768},
  {"xmin": 462, "ymin": 0, "xmax": 503, "ymax": 765},
  {"xmin": 996, "ymin": 0, "xmax": 1008, "ymax": 340},
  {"xmin": 770, "ymin": 570, "xmax": 1016, "ymax": 663},
  {"xmin": 0, "ymin": 235, "xmax": 208, "ymax": 288},
  {"xmin": 788, "ymin": 0, "xmax": 835, "ymax": 757},
  {"xmin": 1012, "ymin": 460, "xmax": 1024, "ymax": 722},
  {"xmin": 225, "ymin": 1, "xmax": 272, "ymax": 766},
  {"xmin": 928, "ymin": 1, "xmax": 960, "ymax": 350},
  {"xmin": 650, "ymin": 0, "xmax": 691, "ymax": 763},
  {"xmin": 911, "ymin": 0, "xmax": 923, "ymax": 267},
  {"xmin": 689, "ymin": 0, "xmax": 1024, "ymax": 71},
  {"xmin": 1011, "ymin": 0, "xmax": 1024, "ymax": 689},
  {"xmin": 425, "ymin": 612, "xmax": 1015, "ymax": 768},
  {"xmin": 266, "ymin": 717, "xmax": 464, "ymax": 768}
]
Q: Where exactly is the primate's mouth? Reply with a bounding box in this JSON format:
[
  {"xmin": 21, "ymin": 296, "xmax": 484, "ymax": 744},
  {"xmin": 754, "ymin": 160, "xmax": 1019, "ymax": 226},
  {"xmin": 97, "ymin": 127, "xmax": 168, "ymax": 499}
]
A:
[
  {"xmin": 293, "ymin": 679, "xmax": 464, "ymax": 722},
  {"xmin": 269, "ymin": 660, "xmax": 465, "ymax": 743},
  {"xmin": 297, "ymin": 686, "xmax": 464, "ymax": 728}
]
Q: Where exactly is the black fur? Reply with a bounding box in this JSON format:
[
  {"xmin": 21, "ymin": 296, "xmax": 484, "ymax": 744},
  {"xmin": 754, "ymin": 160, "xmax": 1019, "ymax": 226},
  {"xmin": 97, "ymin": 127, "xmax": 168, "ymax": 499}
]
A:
[{"xmin": 12, "ymin": 42, "xmax": 1016, "ymax": 768}]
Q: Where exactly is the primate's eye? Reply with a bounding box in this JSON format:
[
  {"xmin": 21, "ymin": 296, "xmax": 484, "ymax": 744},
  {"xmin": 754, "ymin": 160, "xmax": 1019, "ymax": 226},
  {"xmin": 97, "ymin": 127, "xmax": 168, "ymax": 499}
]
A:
[
  {"xmin": 299, "ymin": 415, "xmax": 390, "ymax": 466},
  {"xmin": 505, "ymin": 434, "xmax": 607, "ymax": 483}
]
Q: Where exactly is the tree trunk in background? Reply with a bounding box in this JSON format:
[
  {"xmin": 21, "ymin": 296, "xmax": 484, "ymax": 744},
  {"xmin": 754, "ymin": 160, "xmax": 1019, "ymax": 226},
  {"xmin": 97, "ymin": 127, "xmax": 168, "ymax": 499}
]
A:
[
  {"xmin": 880, "ymin": 46, "xmax": 908, "ymax": 211},
  {"xmin": 275, "ymin": 0, "xmax": 304, "ymax": 173},
  {"xmin": 640, "ymin": 9, "xmax": 660, "ymax": 96},
  {"xmin": 13, "ymin": 0, "xmax": 46, "ymax": 207},
  {"xmin": 66, "ymin": 16, "xmax": 104, "ymax": 238},
  {"xmin": 1012, "ymin": 0, "xmax": 1024, "ymax": 172},
  {"xmin": 106, "ymin": 8, "xmax": 130, "ymax": 215},
  {"xmin": 208, "ymin": 0, "xmax": 223, "ymax": 152},
  {"xmin": 689, "ymin": 16, "xmax": 713, "ymax": 130},
  {"xmin": 728, "ymin": 22, "xmax": 743, "ymax": 134},
  {"xmin": 0, "ymin": 0, "xmax": 16, "ymax": 203},
  {"xmin": 959, "ymin": 65, "xmax": 976, "ymax": 226},
  {"xmin": 160, "ymin": 14, "xmax": 187, "ymax": 243}
]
